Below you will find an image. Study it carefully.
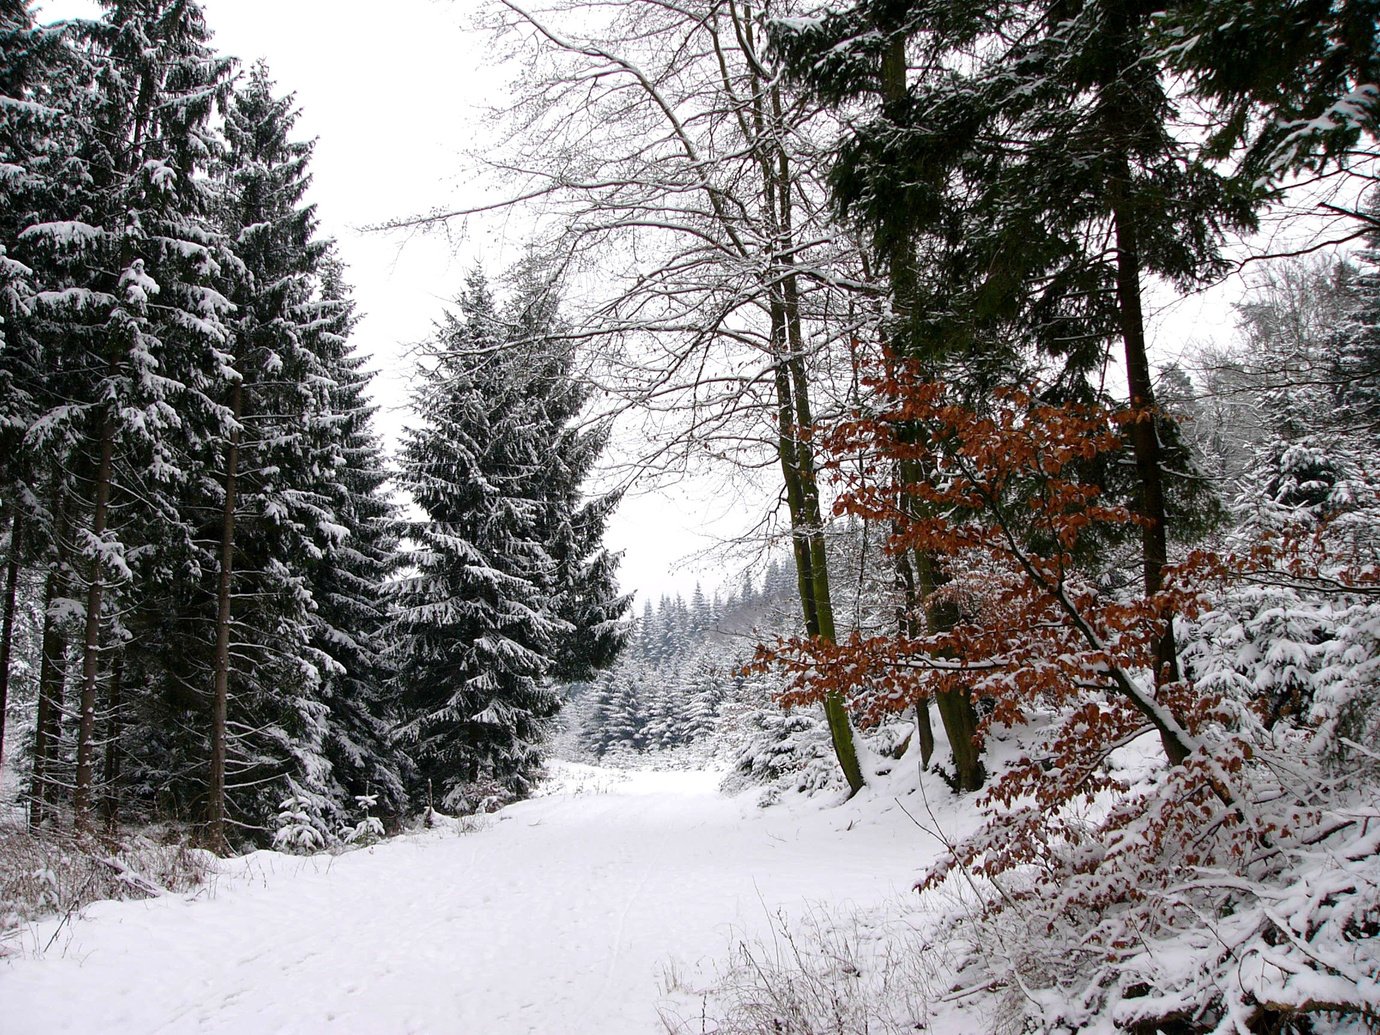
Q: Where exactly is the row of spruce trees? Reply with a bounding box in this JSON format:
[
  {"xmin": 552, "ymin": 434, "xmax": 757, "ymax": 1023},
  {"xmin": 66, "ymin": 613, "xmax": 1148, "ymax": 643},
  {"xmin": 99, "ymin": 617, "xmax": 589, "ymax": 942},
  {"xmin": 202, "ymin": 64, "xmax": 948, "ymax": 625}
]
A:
[
  {"xmin": 0, "ymin": 1, "xmax": 628, "ymax": 848},
  {"xmin": 569, "ymin": 564, "xmax": 798, "ymax": 758}
]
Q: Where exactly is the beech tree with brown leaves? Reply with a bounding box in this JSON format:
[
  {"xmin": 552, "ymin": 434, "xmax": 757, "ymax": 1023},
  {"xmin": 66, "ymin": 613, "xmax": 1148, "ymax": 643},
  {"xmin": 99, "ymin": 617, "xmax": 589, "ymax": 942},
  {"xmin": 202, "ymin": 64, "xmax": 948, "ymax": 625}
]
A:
[{"xmin": 761, "ymin": 359, "xmax": 1380, "ymax": 1030}]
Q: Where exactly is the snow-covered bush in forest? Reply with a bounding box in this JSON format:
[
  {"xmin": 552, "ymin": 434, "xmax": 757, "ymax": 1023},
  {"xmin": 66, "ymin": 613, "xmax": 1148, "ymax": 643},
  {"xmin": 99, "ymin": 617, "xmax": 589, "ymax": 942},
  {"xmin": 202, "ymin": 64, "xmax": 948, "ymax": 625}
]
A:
[
  {"xmin": 340, "ymin": 794, "xmax": 385, "ymax": 846},
  {"xmin": 442, "ymin": 776, "xmax": 513, "ymax": 817},
  {"xmin": 931, "ymin": 458, "xmax": 1380, "ymax": 1029},
  {"xmin": 722, "ymin": 708, "xmax": 845, "ymax": 803},
  {"xmin": 272, "ymin": 795, "xmax": 329, "ymax": 854},
  {"xmin": 662, "ymin": 904, "xmax": 934, "ymax": 1035},
  {"xmin": 760, "ymin": 380, "xmax": 1380, "ymax": 1030},
  {"xmin": 0, "ymin": 828, "xmax": 214, "ymax": 933}
]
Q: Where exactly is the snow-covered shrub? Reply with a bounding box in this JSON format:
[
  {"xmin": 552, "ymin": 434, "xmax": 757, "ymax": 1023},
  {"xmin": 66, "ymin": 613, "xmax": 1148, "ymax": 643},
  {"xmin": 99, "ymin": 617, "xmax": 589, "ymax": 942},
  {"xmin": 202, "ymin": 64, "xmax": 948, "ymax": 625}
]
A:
[
  {"xmin": 926, "ymin": 762, "xmax": 1380, "ymax": 1031},
  {"xmin": 722, "ymin": 706, "xmax": 845, "ymax": 803},
  {"xmin": 0, "ymin": 828, "xmax": 214, "ymax": 935},
  {"xmin": 597, "ymin": 744, "xmax": 644, "ymax": 770},
  {"xmin": 909, "ymin": 574, "xmax": 1380, "ymax": 1033},
  {"xmin": 661, "ymin": 905, "xmax": 933, "ymax": 1035},
  {"xmin": 760, "ymin": 383, "xmax": 1380, "ymax": 1030},
  {"xmin": 441, "ymin": 776, "xmax": 512, "ymax": 816},
  {"xmin": 272, "ymin": 795, "xmax": 330, "ymax": 853},
  {"xmin": 340, "ymin": 794, "xmax": 385, "ymax": 846}
]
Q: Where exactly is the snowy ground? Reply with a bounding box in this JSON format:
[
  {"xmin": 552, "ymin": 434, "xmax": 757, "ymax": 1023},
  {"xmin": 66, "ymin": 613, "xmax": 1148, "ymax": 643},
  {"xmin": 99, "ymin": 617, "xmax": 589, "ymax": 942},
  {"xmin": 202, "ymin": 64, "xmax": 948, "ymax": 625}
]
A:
[{"xmin": 1, "ymin": 762, "xmax": 943, "ymax": 1034}]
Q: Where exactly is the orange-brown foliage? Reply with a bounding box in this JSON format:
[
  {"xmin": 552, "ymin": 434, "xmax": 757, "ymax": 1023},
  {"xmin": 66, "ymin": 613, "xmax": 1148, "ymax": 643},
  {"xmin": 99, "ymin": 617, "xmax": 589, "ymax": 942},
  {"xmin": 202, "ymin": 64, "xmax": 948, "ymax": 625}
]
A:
[{"xmin": 753, "ymin": 362, "xmax": 1290, "ymax": 907}]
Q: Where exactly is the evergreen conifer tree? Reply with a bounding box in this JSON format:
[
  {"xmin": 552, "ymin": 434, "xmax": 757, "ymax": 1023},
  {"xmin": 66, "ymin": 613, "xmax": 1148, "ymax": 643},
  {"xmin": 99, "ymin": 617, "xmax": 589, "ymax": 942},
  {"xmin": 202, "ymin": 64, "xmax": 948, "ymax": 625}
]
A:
[
  {"xmin": 20, "ymin": 0, "xmax": 238, "ymax": 829},
  {"xmin": 1335, "ymin": 193, "xmax": 1380, "ymax": 432},
  {"xmin": 306, "ymin": 256, "xmax": 410, "ymax": 825},
  {"xmin": 393, "ymin": 268, "xmax": 627, "ymax": 809}
]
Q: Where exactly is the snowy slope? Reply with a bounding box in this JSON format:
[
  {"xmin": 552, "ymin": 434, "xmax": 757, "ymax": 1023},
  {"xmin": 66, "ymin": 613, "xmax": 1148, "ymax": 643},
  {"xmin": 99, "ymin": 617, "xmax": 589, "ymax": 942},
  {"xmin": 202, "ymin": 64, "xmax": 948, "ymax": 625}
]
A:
[{"xmin": 1, "ymin": 762, "xmax": 940, "ymax": 1034}]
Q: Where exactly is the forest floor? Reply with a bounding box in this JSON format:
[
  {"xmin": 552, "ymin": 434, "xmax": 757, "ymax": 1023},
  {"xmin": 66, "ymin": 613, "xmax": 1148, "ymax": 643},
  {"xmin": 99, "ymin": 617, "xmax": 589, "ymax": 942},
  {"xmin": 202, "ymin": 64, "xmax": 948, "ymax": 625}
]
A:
[{"xmin": 0, "ymin": 761, "xmax": 949, "ymax": 1034}]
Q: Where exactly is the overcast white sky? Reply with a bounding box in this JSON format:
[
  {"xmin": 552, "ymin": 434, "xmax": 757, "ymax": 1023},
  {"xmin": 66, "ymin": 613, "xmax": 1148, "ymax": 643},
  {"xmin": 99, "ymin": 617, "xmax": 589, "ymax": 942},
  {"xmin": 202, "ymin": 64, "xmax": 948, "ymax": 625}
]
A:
[
  {"xmin": 40, "ymin": 0, "xmax": 758, "ymax": 603},
  {"xmin": 42, "ymin": 0, "xmax": 1356, "ymax": 604}
]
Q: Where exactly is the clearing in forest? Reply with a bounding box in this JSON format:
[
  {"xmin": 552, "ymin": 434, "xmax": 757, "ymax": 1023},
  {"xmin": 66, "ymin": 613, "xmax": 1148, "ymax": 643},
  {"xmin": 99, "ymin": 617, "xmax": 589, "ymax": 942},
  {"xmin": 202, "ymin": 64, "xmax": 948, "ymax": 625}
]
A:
[{"xmin": 2, "ymin": 763, "xmax": 934, "ymax": 1034}]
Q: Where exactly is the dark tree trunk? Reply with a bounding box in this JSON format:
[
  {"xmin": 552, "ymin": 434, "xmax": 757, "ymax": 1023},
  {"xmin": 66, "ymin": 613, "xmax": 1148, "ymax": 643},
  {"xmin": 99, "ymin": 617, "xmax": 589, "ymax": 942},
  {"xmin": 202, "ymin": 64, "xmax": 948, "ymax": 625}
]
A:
[
  {"xmin": 207, "ymin": 381, "xmax": 242, "ymax": 851},
  {"xmin": 756, "ymin": 72, "xmax": 864, "ymax": 797},
  {"xmin": 916, "ymin": 546, "xmax": 986, "ymax": 791},
  {"xmin": 771, "ymin": 334, "xmax": 864, "ymax": 795},
  {"xmin": 1109, "ymin": 166, "xmax": 1190, "ymax": 769},
  {"xmin": 74, "ymin": 414, "xmax": 116, "ymax": 833},
  {"xmin": 0, "ymin": 510, "xmax": 22, "ymax": 766},
  {"xmin": 881, "ymin": 35, "xmax": 985, "ymax": 792},
  {"xmin": 914, "ymin": 701, "xmax": 935, "ymax": 770},
  {"xmin": 894, "ymin": 548, "xmax": 935, "ymax": 769},
  {"xmin": 101, "ymin": 651, "xmax": 125, "ymax": 830},
  {"xmin": 30, "ymin": 503, "xmax": 70, "ymax": 830},
  {"xmin": 1092, "ymin": 0, "xmax": 1193, "ymax": 769}
]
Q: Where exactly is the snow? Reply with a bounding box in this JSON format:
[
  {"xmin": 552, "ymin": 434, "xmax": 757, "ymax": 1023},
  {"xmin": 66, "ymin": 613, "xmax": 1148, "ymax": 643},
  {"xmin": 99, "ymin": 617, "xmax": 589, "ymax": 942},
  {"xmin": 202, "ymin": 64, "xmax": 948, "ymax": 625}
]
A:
[
  {"xmin": 118, "ymin": 259, "xmax": 160, "ymax": 305},
  {"xmin": 1, "ymin": 762, "xmax": 934, "ymax": 1034},
  {"xmin": 16, "ymin": 220, "xmax": 105, "ymax": 248}
]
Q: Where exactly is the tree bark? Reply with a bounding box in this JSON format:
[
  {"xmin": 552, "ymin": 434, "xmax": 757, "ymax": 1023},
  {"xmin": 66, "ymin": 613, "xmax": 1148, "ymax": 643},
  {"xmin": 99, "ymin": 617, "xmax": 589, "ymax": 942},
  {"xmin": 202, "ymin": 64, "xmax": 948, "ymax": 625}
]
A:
[
  {"xmin": 101, "ymin": 651, "xmax": 124, "ymax": 830},
  {"xmin": 207, "ymin": 380, "xmax": 242, "ymax": 851},
  {"xmin": 771, "ymin": 329, "xmax": 865, "ymax": 794},
  {"xmin": 0, "ymin": 510, "xmax": 22, "ymax": 766},
  {"xmin": 74, "ymin": 414, "xmax": 116, "ymax": 832},
  {"xmin": 1087, "ymin": 0, "xmax": 1193, "ymax": 768},
  {"xmin": 894, "ymin": 548, "xmax": 935, "ymax": 768},
  {"xmin": 756, "ymin": 69, "xmax": 864, "ymax": 796},
  {"xmin": 880, "ymin": 35, "xmax": 986, "ymax": 791},
  {"xmin": 30, "ymin": 501, "xmax": 70, "ymax": 830},
  {"xmin": 1109, "ymin": 162, "xmax": 1189, "ymax": 768},
  {"xmin": 916, "ymin": 542, "xmax": 985, "ymax": 791},
  {"xmin": 915, "ymin": 701, "xmax": 935, "ymax": 770}
]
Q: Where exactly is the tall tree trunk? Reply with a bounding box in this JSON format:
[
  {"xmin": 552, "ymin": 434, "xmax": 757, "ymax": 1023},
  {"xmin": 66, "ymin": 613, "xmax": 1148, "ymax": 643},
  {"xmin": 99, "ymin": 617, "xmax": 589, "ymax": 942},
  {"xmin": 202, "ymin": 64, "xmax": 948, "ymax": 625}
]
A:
[
  {"xmin": 882, "ymin": 35, "xmax": 985, "ymax": 791},
  {"xmin": 0, "ymin": 510, "xmax": 22, "ymax": 766},
  {"xmin": 771, "ymin": 333, "xmax": 864, "ymax": 795},
  {"xmin": 29, "ymin": 606, "xmax": 65, "ymax": 830},
  {"xmin": 207, "ymin": 381, "xmax": 242, "ymax": 851},
  {"xmin": 1090, "ymin": 0, "xmax": 1193, "ymax": 769},
  {"xmin": 916, "ymin": 546, "xmax": 985, "ymax": 790},
  {"xmin": 74, "ymin": 414, "xmax": 116, "ymax": 832},
  {"xmin": 30, "ymin": 502, "xmax": 70, "ymax": 830},
  {"xmin": 1109, "ymin": 176, "xmax": 1189, "ymax": 767},
  {"xmin": 746, "ymin": 68, "xmax": 864, "ymax": 796},
  {"xmin": 787, "ymin": 356, "xmax": 864, "ymax": 794},
  {"xmin": 894, "ymin": 545, "xmax": 935, "ymax": 768},
  {"xmin": 101, "ymin": 651, "xmax": 124, "ymax": 830}
]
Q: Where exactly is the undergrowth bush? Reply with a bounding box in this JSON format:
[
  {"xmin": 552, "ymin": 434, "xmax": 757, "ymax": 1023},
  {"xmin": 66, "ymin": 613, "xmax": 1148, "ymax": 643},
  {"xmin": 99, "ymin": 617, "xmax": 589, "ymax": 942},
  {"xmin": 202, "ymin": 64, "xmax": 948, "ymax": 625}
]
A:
[
  {"xmin": 660, "ymin": 905, "xmax": 934, "ymax": 1035},
  {"xmin": 0, "ymin": 826, "xmax": 215, "ymax": 944},
  {"xmin": 721, "ymin": 708, "xmax": 844, "ymax": 804}
]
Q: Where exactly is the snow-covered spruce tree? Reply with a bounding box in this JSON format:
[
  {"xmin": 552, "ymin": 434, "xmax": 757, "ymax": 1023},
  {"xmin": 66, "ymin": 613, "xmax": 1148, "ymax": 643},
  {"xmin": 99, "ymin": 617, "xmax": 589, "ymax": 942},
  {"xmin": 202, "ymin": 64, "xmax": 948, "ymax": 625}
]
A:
[
  {"xmin": 504, "ymin": 259, "xmax": 631, "ymax": 685},
  {"xmin": 562, "ymin": 576, "xmax": 819, "ymax": 762},
  {"xmin": 1334, "ymin": 192, "xmax": 1380, "ymax": 437},
  {"xmin": 2, "ymin": 5, "xmax": 403, "ymax": 841},
  {"xmin": 595, "ymin": 670, "xmax": 647, "ymax": 758},
  {"xmin": 0, "ymin": 2, "xmax": 75, "ymax": 768},
  {"xmin": 392, "ymin": 268, "xmax": 628, "ymax": 811},
  {"xmin": 1213, "ymin": 209, "xmax": 1380, "ymax": 747},
  {"xmin": 13, "ymin": 0, "xmax": 237, "ymax": 832},
  {"xmin": 1224, "ymin": 237, "xmax": 1378, "ymax": 545},
  {"xmin": 157, "ymin": 59, "xmax": 356, "ymax": 847},
  {"xmin": 304, "ymin": 254, "xmax": 410, "ymax": 827},
  {"xmin": 120, "ymin": 63, "xmax": 404, "ymax": 847},
  {"xmin": 0, "ymin": 8, "xmax": 107, "ymax": 823},
  {"xmin": 640, "ymin": 674, "xmax": 678, "ymax": 752},
  {"xmin": 583, "ymin": 672, "xmax": 619, "ymax": 756}
]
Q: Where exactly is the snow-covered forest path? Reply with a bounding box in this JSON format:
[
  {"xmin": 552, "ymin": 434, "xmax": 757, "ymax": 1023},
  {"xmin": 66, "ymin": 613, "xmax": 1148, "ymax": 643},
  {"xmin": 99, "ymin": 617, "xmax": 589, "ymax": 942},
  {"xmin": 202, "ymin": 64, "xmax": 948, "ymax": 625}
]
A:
[{"xmin": 3, "ymin": 764, "xmax": 930, "ymax": 1034}]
